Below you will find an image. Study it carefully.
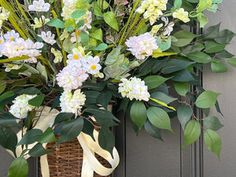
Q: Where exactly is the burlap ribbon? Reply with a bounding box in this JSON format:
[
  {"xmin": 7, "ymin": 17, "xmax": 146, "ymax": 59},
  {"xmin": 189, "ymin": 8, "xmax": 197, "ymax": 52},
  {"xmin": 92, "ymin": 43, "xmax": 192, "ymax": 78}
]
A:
[{"xmin": 9, "ymin": 106, "xmax": 120, "ymax": 177}]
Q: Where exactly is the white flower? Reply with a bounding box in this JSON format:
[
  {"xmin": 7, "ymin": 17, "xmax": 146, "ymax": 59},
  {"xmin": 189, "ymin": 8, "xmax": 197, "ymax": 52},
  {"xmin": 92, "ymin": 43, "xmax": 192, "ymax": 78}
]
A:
[
  {"xmin": 1, "ymin": 32, "xmax": 44, "ymax": 63},
  {"xmin": 38, "ymin": 31, "xmax": 56, "ymax": 45},
  {"xmin": 32, "ymin": 16, "xmax": 50, "ymax": 29},
  {"xmin": 60, "ymin": 89, "xmax": 86, "ymax": 115},
  {"xmin": 67, "ymin": 48, "xmax": 85, "ymax": 61},
  {"xmin": 4, "ymin": 64, "xmax": 22, "ymax": 72},
  {"xmin": 172, "ymin": 8, "xmax": 190, "ymax": 23},
  {"xmin": 28, "ymin": 0, "xmax": 50, "ymax": 12},
  {"xmin": 51, "ymin": 48, "xmax": 63, "ymax": 63},
  {"xmin": 118, "ymin": 77, "xmax": 150, "ymax": 101},
  {"xmin": 9, "ymin": 94, "xmax": 37, "ymax": 119},
  {"xmin": 84, "ymin": 56, "xmax": 102, "ymax": 75},
  {"xmin": 125, "ymin": 33, "xmax": 158, "ymax": 60},
  {"xmin": 56, "ymin": 60, "xmax": 88, "ymax": 91},
  {"xmin": 136, "ymin": 0, "xmax": 168, "ymax": 25},
  {"xmin": 4, "ymin": 30, "xmax": 20, "ymax": 41}
]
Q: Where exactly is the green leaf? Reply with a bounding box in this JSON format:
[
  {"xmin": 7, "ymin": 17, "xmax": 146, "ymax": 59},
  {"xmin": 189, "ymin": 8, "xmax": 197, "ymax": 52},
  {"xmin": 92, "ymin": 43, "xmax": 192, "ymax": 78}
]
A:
[
  {"xmin": 8, "ymin": 157, "xmax": 29, "ymax": 177},
  {"xmin": 184, "ymin": 120, "xmax": 201, "ymax": 145},
  {"xmin": 197, "ymin": 0, "xmax": 212, "ymax": 12},
  {"xmin": 18, "ymin": 129, "xmax": 43, "ymax": 145},
  {"xmin": 0, "ymin": 81, "xmax": 6, "ymax": 94},
  {"xmin": 187, "ymin": 52, "xmax": 212, "ymax": 63},
  {"xmin": 130, "ymin": 101, "xmax": 147, "ymax": 130},
  {"xmin": 28, "ymin": 94, "xmax": 45, "ymax": 107},
  {"xmin": 195, "ymin": 90, "xmax": 220, "ymax": 108},
  {"xmin": 93, "ymin": 43, "xmax": 108, "ymax": 51},
  {"xmin": 211, "ymin": 61, "xmax": 227, "ymax": 73},
  {"xmin": 227, "ymin": 58, "xmax": 236, "ymax": 67},
  {"xmin": 97, "ymin": 0, "xmax": 109, "ymax": 9},
  {"xmin": 98, "ymin": 127, "xmax": 115, "ymax": 154},
  {"xmin": 103, "ymin": 11, "xmax": 119, "ymax": 31},
  {"xmin": 161, "ymin": 59, "xmax": 194, "ymax": 74},
  {"xmin": 204, "ymin": 41, "xmax": 225, "ymax": 53},
  {"xmin": 47, "ymin": 18, "xmax": 64, "ymax": 28},
  {"xmin": 214, "ymin": 29, "xmax": 235, "ymax": 44},
  {"xmin": 144, "ymin": 75, "xmax": 169, "ymax": 90},
  {"xmin": 174, "ymin": 82, "xmax": 189, "ymax": 96},
  {"xmin": 0, "ymin": 127, "xmax": 17, "ymax": 153},
  {"xmin": 58, "ymin": 118, "xmax": 84, "ymax": 143},
  {"xmin": 172, "ymin": 70, "xmax": 194, "ymax": 82},
  {"xmin": 147, "ymin": 107, "xmax": 172, "ymax": 131},
  {"xmin": 71, "ymin": 9, "xmax": 86, "ymax": 19},
  {"xmin": 28, "ymin": 143, "xmax": 48, "ymax": 157},
  {"xmin": 144, "ymin": 121, "xmax": 163, "ymax": 140},
  {"xmin": 96, "ymin": 91, "xmax": 112, "ymax": 109},
  {"xmin": 90, "ymin": 28, "xmax": 103, "ymax": 42},
  {"xmin": 172, "ymin": 30, "xmax": 197, "ymax": 47},
  {"xmin": 80, "ymin": 31, "xmax": 90, "ymax": 45},
  {"xmin": 177, "ymin": 104, "xmax": 193, "ymax": 130},
  {"xmin": 204, "ymin": 129, "xmax": 222, "ymax": 157},
  {"xmin": 38, "ymin": 128, "xmax": 57, "ymax": 144},
  {"xmin": 174, "ymin": 0, "xmax": 182, "ymax": 8},
  {"xmin": 197, "ymin": 13, "xmax": 208, "ymax": 28},
  {"xmin": 53, "ymin": 112, "xmax": 75, "ymax": 125},
  {"xmin": 151, "ymin": 92, "xmax": 177, "ymax": 104},
  {"xmin": 84, "ymin": 108, "xmax": 119, "ymax": 127},
  {"xmin": 204, "ymin": 116, "xmax": 223, "ymax": 131}
]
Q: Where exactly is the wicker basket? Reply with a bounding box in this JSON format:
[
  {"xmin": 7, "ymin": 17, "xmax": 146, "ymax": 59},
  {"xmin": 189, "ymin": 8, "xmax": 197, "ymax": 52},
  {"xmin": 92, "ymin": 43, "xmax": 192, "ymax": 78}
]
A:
[{"xmin": 39, "ymin": 139, "xmax": 110, "ymax": 177}]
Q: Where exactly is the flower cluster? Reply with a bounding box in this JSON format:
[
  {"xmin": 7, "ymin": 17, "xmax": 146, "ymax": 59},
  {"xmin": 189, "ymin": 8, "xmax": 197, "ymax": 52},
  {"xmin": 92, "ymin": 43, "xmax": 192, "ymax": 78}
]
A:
[
  {"xmin": 118, "ymin": 77, "xmax": 150, "ymax": 101},
  {"xmin": 173, "ymin": 8, "xmax": 190, "ymax": 23},
  {"xmin": 0, "ymin": 30, "xmax": 43, "ymax": 63},
  {"xmin": 9, "ymin": 94, "xmax": 37, "ymax": 119},
  {"xmin": 60, "ymin": 89, "xmax": 86, "ymax": 115},
  {"xmin": 137, "ymin": 0, "xmax": 168, "ymax": 25},
  {"xmin": 125, "ymin": 33, "xmax": 158, "ymax": 60},
  {"xmin": 28, "ymin": 0, "xmax": 50, "ymax": 12}
]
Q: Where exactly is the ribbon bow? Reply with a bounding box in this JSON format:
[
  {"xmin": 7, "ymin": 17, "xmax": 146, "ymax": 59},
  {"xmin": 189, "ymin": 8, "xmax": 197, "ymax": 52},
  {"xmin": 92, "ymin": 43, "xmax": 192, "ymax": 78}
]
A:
[{"xmin": 9, "ymin": 107, "xmax": 120, "ymax": 177}]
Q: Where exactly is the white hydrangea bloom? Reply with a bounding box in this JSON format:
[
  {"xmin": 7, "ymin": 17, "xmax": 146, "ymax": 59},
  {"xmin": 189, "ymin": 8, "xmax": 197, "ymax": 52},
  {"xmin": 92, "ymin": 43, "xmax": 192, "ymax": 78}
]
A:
[
  {"xmin": 56, "ymin": 60, "xmax": 88, "ymax": 91},
  {"xmin": 0, "ymin": 31, "xmax": 44, "ymax": 63},
  {"xmin": 0, "ymin": 7, "xmax": 10, "ymax": 29},
  {"xmin": 83, "ymin": 56, "xmax": 102, "ymax": 75},
  {"xmin": 9, "ymin": 94, "xmax": 37, "ymax": 119},
  {"xmin": 60, "ymin": 89, "xmax": 86, "ymax": 115},
  {"xmin": 38, "ymin": 31, "xmax": 56, "ymax": 45},
  {"xmin": 28, "ymin": 0, "xmax": 50, "ymax": 12},
  {"xmin": 125, "ymin": 33, "xmax": 158, "ymax": 60},
  {"xmin": 118, "ymin": 77, "xmax": 150, "ymax": 101},
  {"xmin": 136, "ymin": 0, "xmax": 168, "ymax": 25}
]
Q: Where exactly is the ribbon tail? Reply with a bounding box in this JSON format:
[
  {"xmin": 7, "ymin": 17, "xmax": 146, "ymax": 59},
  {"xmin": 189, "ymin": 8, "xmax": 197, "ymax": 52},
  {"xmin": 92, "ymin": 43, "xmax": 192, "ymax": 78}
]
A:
[
  {"xmin": 81, "ymin": 154, "xmax": 94, "ymax": 177},
  {"xmin": 40, "ymin": 154, "xmax": 50, "ymax": 177}
]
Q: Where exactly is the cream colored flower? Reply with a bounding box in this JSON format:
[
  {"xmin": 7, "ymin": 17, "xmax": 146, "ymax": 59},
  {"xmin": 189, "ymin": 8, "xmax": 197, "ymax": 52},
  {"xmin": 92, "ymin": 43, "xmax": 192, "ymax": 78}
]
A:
[
  {"xmin": 0, "ymin": 7, "xmax": 10, "ymax": 29},
  {"xmin": 151, "ymin": 24, "xmax": 163, "ymax": 35},
  {"xmin": 32, "ymin": 16, "xmax": 50, "ymax": 29},
  {"xmin": 38, "ymin": 31, "xmax": 56, "ymax": 45},
  {"xmin": 51, "ymin": 48, "xmax": 63, "ymax": 63},
  {"xmin": 172, "ymin": 8, "xmax": 190, "ymax": 23}
]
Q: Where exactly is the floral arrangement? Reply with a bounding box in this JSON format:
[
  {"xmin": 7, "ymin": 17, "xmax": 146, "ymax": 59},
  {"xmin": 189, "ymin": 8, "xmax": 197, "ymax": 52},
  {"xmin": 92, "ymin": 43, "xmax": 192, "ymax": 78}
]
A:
[{"xmin": 0, "ymin": 0, "xmax": 235, "ymax": 176}]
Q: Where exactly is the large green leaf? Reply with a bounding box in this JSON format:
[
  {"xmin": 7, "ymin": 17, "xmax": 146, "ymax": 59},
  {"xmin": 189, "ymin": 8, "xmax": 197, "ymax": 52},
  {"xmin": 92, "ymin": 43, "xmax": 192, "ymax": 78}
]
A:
[
  {"xmin": 174, "ymin": 0, "xmax": 182, "ymax": 8},
  {"xmin": 187, "ymin": 52, "xmax": 212, "ymax": 63},
  {"xmin": 103, "ymin": 11, "xmax": 119, "ymax": 31},
  {"xmin": 204, "ymin": 129, "xmax": 222, "ymax": 157},
  {"xmin": 144, "ymin": 75, "xmax": 169, "ymax": 90},
  {"xmin": 28, "ymin": 143, "xmax": 48, "ymax": 157},
  {"xmin": 58, "ymin": 118, "xmax": 84, "ymax": 143},
  {"xmin": 172, "ymin": 30, "xmax": 197, "ymax": 47},
  {"xmin": 28, "ymin": 94, "xmax": 45, "ymax": 107},
  {"xmin": 151, "ymin": 92, "xmax": 177, "ymax": 104},
  {"xmin": 204, "ymin": 116, "xmax": 223, "ymax": 131},
  {"xmin": 98, "ymin": 127, "xmax": 115, "ymax": 154},
  {"xmin": 130, "ymin": 101, "xmax": 147, "ymax": 130},
  {"xmin": 0, "ymin": 127, "xmax": 17, "ymax": 153},
  {"xmin": 47, "ymin": 18, "xmax": 64, "ymax": 29},
  {"xmin": 204, "ymin": 41, "xmax": 225, "ymax": 53},
  {"xmin": 211, "ymin": 61, "xmax": 227, "ymax": 73},
  {"xmin": 184, "ymin": 120, "xmax": 201, "ymax": 145},
  {"xmin": 18, "ymin": 129, "xmax": 43, "ymax": 145},
  {"xmin": 0, "ymin": 81, "xmax": 6, "ymax": 94},
  {"xmin": 161, "ymin": 59, "xmax": 194, "ymax": 74},
  {"xmin": 38, "ymin": 128, "xmax": 57, "ymax": 144},
  {"xmin": 195, "ymin": 90, "xmax": 220, "ymax": 108},
  {"xmin": 144, "ymin": 121, "xmax": 163, "ymax": 140},
  {"xmin": 177, "ymin": 104, "xmax": 193, "ymax": 130},
  {"xmin": 8, "ymin": 157, "xmax": 29, "ymax": 177},
  {"xmin": 174, "ymin": 82, "xmax": 190, "ymax": 96},
  {"xmin": 147, "ymin": 107, "xmax": 172, "ymax": 131},
  {"xmin": 214, "ymin": 29, "xmax": 235, "ymax": 44}
]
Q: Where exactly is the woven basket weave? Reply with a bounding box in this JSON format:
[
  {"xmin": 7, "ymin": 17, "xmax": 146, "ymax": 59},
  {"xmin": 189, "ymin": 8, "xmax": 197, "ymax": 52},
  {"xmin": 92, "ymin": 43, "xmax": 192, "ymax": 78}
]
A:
[{"xmin": 39, "ymin": 139, "xmax": 110, "ymax": 177}]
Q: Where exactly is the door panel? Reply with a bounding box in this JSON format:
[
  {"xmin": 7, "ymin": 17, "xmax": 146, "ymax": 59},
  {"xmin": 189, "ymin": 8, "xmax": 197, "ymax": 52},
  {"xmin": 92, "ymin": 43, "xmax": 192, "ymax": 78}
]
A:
[{"xmin": 204, "ymin": 2, "xmax": 236, "ymax": 177}]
